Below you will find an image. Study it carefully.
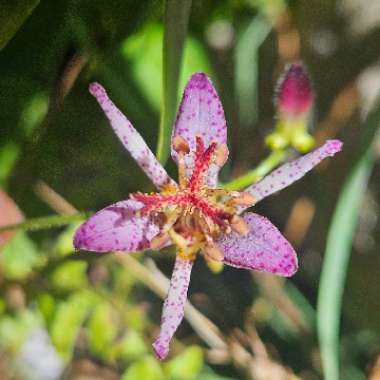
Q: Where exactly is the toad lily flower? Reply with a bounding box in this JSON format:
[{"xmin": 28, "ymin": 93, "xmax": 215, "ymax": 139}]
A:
[{"xmin": 74, "ymin": 73, "xmax": 342, "ymax": 360}]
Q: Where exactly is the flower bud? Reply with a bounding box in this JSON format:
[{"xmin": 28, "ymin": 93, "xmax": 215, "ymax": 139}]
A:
[
  {"xmin": 266, "ymin": 62, "xmax": 315, "ymax": 153},
  {"xmin": 276, "ymin": 62, "xmax": 313, "ymax": 120}
]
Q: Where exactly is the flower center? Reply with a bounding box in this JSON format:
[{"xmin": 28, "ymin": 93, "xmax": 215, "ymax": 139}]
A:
[{"xmin": 131, "ymin": 136, "xmax": 255, "ymax": 262}]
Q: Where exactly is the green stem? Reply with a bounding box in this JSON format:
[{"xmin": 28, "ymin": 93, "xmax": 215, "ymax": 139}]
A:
[
  {"xmin": 156, "ymin": 0, "xmax": 192, "ymax": 165},
  {"xmin": 222, "ymin": 150, "xmax": 288, "ymax": 190},
  {"xmin": 0, "ymin": 213, "xmax": 88, "ymax": 233}
]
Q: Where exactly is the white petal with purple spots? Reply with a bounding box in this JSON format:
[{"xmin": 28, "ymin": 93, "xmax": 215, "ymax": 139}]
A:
[
  {"xmin": 242, "ymin": 140, "xmax": 343, "ymax": 209},
  {"xmin": 152, "ymin": 257, "xmax": 194, "ymax": 360},
  {"xmin": 171, "ymin": 73, "xmax": 227, "ymax": 187},
  {"xmin": 89, "ymin": 82, "xmax": 176, "ymax": 189},
  {"xmin": 217, "ymin": 213, "xmax": 298, "ymax": 277},
  {"xmin": 74, "ymin": 199, "xmax": 159, "ymax": 252}
]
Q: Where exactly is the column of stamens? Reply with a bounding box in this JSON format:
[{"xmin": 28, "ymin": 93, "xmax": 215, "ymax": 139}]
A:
[{"xmin": 188, "ymin": 137, "xmax": 217, "ymax": 191}]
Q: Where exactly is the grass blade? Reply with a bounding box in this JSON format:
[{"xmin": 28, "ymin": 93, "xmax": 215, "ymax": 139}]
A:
[
  {"xmin": 235, "ymin": 15, "xmax": 271, "ymax": 127},
  {"xmin": 156, "ymin": 0, "xmax": 192, "ymax": 165},
  {"xmin": 0, "ymin": 0, "xmax": 40, "ymax": 50},
  {"xmin": 317, "ymin": 102, "xmax": 380, "ymax": 380}
]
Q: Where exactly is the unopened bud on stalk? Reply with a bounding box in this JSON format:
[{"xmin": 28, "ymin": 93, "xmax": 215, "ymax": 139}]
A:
[
  {"xmin": 266, "ymin": 62, "xmax": 315, "ymax": 153},
  {"xmin": 276, "ymin": 62, "xmax": 313, "ymax": 120}
]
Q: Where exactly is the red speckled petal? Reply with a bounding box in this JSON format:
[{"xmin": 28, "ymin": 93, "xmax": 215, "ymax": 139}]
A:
[
  {"xmin": 217, "ymin": 213, "xmax": 298, "ymax": 277},
  {"xmin": 152, "ymin": 257, "xmax": 194, "ymax": 360},
  {"xmin": 241, "ymin": 140, "xmax": 343, "ymax": 209},
  {"xmin": 171, "ymin": 73, "xmax": 227, "ymax": 187},
  {"xmin": 74, "ymin": 199, "xmax": 160, "ymax": 252},
  {"xmin": 89, "ymin": 82, "xmax": 176, "ymax": 190}
]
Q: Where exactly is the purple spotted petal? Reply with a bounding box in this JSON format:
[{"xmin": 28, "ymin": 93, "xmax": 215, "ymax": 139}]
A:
[
  {"xmin": 152, "ymin": 257, "xmax": 193, "ymax": 360},
  {"xmin": 89, "ymin": 83, "xmax": 175, "ymax": 190},
  {"xmin": 171, "ymin": 73, "xmax": 227, "ymax": 187},
  {"xmin": 74, "ymin": 199, "xmax": 159, "ymax": 252},
  {"xmin": 242, "ymin": 140, "xmax": 343, "ymax": 209},
  {"xmin": 217, "ymin": 213, "xmax": 298, "ymax": 277}
]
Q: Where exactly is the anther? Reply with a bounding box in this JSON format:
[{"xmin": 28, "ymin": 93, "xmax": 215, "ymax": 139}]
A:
[
  {"xmin": 203, "ymin": 243, "xmax": 224, "ymax": 261},
  {"xmin": 150, "ymin": 232, "xmax": 171, "ymax": 250},
  {"xmin": 173, "ymin": 135, "xmax": 190, "ymax": 154},
  {"xmin": 230, "ymin": 215, "xmax": 249, "ymax": 235},
  {"xmin": 215, "ymin": 143, "xmax": 229, "ymax": 167},
  {"xmin": 231, "ymin": 192, "xmax": 256, "ymax": 207}
]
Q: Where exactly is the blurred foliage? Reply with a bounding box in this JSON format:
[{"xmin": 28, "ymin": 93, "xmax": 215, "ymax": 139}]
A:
[
  {"xmin": 317, "ymin": 100, "xmax": 380, "ymax": 380},
  {"xmin": 0, "ymin": 0, "xmax": 40, "ymax": 50},
  {"xmin": 121, "ymin": 23, "xmax": 211, "ymax": 112},
  {"xmin": 0, "ymin": 0, "xmax": 380, "ymax": 379}
]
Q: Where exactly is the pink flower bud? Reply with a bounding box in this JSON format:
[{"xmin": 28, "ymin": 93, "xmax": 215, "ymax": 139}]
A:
[{"xmin": 276, "ymin": 62, "xmax": 313, "ymax": 119}]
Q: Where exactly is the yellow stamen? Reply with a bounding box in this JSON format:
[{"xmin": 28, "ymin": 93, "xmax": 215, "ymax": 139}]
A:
[
  {"xmin": 134, "ymin": 136, "xmax": 254, "ymax": 270},
  {"xmin": 172, "ymin": 135, "xmax": 190, "ymax": 154},
  {"xmin": 230, "ymin": 215, "xmax": 249, "ymax": 235},
  {"xmin": 168, "ymin": 229, "xmax": 191, "ymax": 251},
  {"xmin": 231, "ymin": 191, "xmax": 256, "ymax": 207},
  {"xmin": 215, "ymin": 143, "xmax": 229, "ymax": 166},
  {"xmin": 203, "ymin": 243, "xmax": 224, "ymax": 261},
  {"xmin": 177, "ymin": 151, "xmax": 188, "ymax": 189},
  {"xmin": 150, "ymin": 232, "xmax": 171, "ymax": 250}
]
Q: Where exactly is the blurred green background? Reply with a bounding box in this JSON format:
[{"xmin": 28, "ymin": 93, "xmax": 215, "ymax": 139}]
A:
[{"xmin": 0, "ymin": 0, "xmax": 380, "ymax": 379}]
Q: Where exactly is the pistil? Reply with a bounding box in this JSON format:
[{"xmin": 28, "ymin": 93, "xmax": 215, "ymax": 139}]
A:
[{"xmin": 131, "ymin": 136, "xmax": 255, "ymax": 262}]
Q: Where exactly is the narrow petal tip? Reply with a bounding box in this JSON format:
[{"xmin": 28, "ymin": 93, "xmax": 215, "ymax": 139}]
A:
[
  {"xmin": 72, "ymin": 222, "xmax": 108, "ymax": 253},
  {"xmin": 152, "ymin": 258, "xmax": 193, "ymax": 360},
  {"xmin": 283, "ymin": 258, "xmax": 298, "ymax": 277},
  {"xmin": 152, "ymin": 340, "xmax": 169, "ymax": 361},
  {"xmin": 89, "ymin": 82, "xmax": 105, "ymax": 97},
  {"xmin": 73, "ymin": 228, "xmax": 84, "ymax": 250},
  {"xmin": 324, "ymin": 139, "xmax": 343, "ymax": 156},
  {"xmin": 187, "ymin": 72, "xmax": 209, "ymax": 88},
  {"xmin": 184, "ymin": 72, "xmax": 218, "ymax": 97}
]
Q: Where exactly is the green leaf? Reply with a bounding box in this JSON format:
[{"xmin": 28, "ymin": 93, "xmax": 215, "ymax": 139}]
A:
[
  {"xmin": 50, "ymin": 291, "xmax": 94, "ymax": 361},
  {"xmin": 156, "ymin": 0, "xmax": 192, "ymax": 165},
  {"xmin": 115, "ymin": 329, "xmax": 147, "ymax": 361},
  {"xmin": 0, "ymin": 310, "xmax": 40, "ymax": 352},
  {"xmin": 0, "ymin": 92, "xmax": 48, "ymax": 185},
  {"xmin": 0, "ymin": 0, "xmax": 40, "ymax": 50},
  {"xmin": 19, "ymin": 93, "xmax": 48, "ymax": 137},
  {"xmin": 54, "ymin": 222, "xmax": 82, "ymax": 257},
  {"xmin": 0, "ymin": 231, "xmax": 41, "ymax": 279},
  {"xmin": 121, "ymin": 23, "xmax": 211, "ymax": 113},
  {"xmin": 0, "ymin": 142, "xmax": 19, "ymax": 185},
  {"xmin": 317, "ymin": 102, "xmax": 380, "ymax": 380},
  {"xmin": 37, "ymin": 293, "xmax": 56, "ymax": 327},
  {"xmin": 165, "ymin": 345, "xmax": 204, "ymax": 380},
  {"xmin": 50, "ymin": 261, "xmax": 88, "ymax": 291},
  {"xmin": 87, "ymin": 303, "xmax": 118, "ymax": 358},
  {"xmin": 123, "ymin": 306, "xmax": 148, "ymax": 332},
  {"xmin": 235, "ymin": 15, "xmax": 271, "ymax": 127},
  {"xmin": 122, "ymin": 356, "xmax": 165, "ymax": 380}
]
